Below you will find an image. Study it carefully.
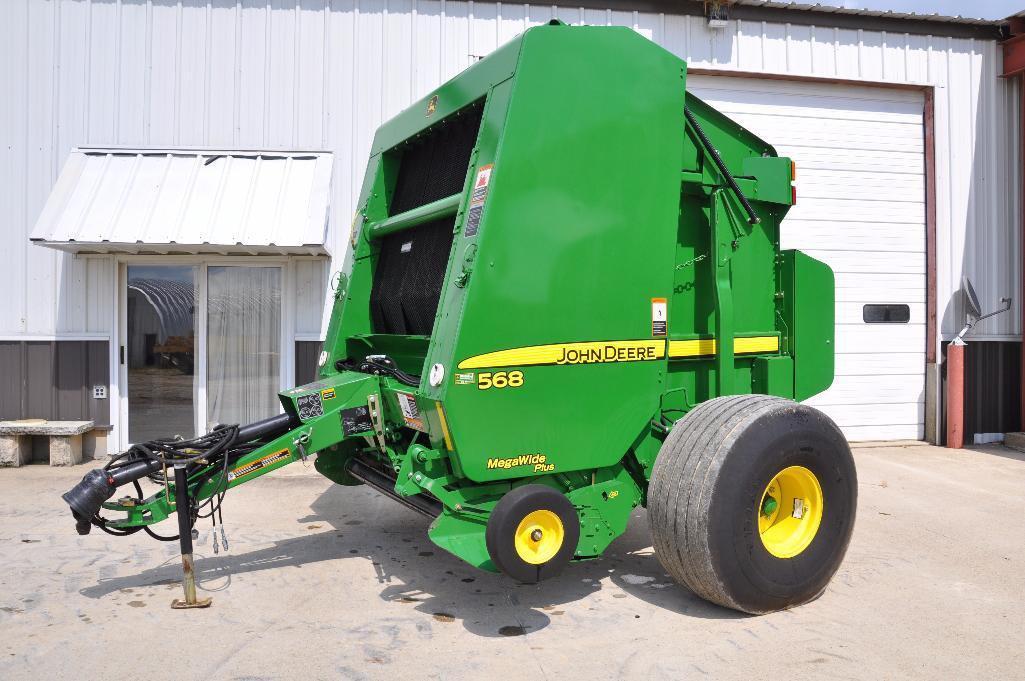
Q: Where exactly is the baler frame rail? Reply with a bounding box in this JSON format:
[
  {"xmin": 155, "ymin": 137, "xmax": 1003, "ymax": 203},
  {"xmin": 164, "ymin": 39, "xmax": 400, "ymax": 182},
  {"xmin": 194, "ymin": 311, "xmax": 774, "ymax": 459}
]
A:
[
  {"xmin": 369, "ymin": 192, "xmax": 462, "ymax": 238},
  {"xmin": 346, "ymin": 456, "xmax": 443, "ymax": 518}
]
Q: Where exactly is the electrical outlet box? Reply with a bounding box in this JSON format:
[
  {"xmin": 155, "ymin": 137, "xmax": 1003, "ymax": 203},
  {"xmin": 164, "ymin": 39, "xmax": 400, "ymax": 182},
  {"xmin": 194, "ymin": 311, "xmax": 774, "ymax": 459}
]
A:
[{"xmin": 92, "ymin": 385, "xmax": 107, "ymax": 399}]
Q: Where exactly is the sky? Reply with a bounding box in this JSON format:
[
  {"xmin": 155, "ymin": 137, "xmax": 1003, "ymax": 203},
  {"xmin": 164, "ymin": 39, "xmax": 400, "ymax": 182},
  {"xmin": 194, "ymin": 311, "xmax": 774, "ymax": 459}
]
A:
[{"xmin": 774, "ymin": 1, "xmax": 1023, "ymax": 21}]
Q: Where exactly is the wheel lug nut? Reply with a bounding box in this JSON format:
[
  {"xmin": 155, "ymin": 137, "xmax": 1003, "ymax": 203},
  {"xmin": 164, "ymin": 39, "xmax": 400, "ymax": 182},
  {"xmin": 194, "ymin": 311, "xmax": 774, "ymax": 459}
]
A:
[{"xmin": 531, "ymin": 529, "xmax": 543, "ymax": 542}]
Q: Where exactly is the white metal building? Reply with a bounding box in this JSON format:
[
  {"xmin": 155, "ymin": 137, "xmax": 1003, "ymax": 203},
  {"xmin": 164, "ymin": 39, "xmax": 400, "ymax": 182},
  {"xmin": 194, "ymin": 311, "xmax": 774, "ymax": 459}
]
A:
[{"xmin": 0, "ymin": 0, "xmax": 1019, "ymax": 454}]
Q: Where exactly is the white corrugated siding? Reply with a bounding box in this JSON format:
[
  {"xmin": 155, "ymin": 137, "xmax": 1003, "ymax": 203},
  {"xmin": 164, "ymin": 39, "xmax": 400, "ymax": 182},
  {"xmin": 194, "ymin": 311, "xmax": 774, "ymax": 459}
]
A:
[
  {"xmin": 30, "ymin": 148, "xmax": 332, "ymax": 253},
  {"xmin": 0, "ymin": 1, "xmax": 1018, "ymax": 350},
  {"xmin": 690, "ymin": 76, "xmax": 926, "ymax": 440}
]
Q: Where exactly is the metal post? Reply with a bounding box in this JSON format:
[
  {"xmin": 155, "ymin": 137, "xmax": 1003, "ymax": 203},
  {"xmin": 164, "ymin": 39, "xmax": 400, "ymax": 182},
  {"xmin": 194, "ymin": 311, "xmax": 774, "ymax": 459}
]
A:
[
  {"xmin": 170, "ymin": 464, "xmax": 212, "ymax": 609},
  {"xmin": 946, "ymin": 343, "xmax": 965, "ymax": 449}
]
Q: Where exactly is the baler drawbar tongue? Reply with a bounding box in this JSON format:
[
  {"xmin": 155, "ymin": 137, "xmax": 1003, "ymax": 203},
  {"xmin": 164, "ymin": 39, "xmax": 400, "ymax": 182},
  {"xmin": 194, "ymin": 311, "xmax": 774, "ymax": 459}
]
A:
[{"xmin": 61, "ymin": 410, "xmax": 307, "ymax": 608}]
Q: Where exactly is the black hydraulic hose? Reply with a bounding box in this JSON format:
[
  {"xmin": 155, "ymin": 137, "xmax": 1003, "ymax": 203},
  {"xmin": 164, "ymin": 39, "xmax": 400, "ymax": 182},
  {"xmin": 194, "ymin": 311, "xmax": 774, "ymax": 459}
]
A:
[
  {"xmin": 108, "ymin": 458, "xmax": 163, "ymax": 485},
  {"xmin": 336, "ymin": 355, "xmax": 420, "ymax": 387},
  {"xmin": 361, "ymin": 357, "xmax": 420, "ymax": 387},
  {"xmin": 684, "ymin": 107, "xmax": 761, "ymax": 225},
  {"xmin": 66, "ymin": 411, "xmax": 299, "ymax": 540},
  {"xmin": 132, "ymin": 480, "xmax": 179, "ymax": 541},
  {"xmin": 236, "ymin": 412, "xmax": 298, "ymax": 442}
]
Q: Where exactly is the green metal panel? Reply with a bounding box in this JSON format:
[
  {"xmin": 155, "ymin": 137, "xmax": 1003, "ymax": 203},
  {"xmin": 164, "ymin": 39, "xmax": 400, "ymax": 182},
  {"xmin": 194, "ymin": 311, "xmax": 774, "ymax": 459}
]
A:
[
  {"xmin": 780, "ymin": 250, "xmax": 836, "ymax": 400},
  {"xmin": 441, "ymin": 26, "xmax": 686, "ymax": 483}
]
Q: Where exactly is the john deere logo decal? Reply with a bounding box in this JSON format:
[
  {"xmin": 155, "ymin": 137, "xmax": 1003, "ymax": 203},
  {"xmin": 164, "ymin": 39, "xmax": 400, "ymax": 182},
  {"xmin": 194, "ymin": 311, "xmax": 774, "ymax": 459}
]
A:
[{"xmin": 426, "ymin": 95, "xmax": 438, "ymax": 116}]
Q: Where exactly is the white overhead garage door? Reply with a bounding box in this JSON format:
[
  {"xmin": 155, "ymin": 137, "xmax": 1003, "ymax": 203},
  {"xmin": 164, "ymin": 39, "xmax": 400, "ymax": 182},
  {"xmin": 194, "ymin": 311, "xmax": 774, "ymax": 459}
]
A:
[{"xmin": 689, "ymin": 76, "xmax": 926, "ymax": 442}]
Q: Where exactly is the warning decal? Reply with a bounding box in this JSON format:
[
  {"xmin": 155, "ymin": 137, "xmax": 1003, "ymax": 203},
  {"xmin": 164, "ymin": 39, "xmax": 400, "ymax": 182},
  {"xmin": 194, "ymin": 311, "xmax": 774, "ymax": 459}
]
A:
[
  {"xmin": 228, "ymin": 448, "xmax": 291, "ymax": 483},
  {"xmin": 651, "ymin": 298, "xmax": 667, "ymax": 337},
  {"xmin": 464, "ymin": 164, "xmax": 493, "ymax": 238},
  {"xmin": 296, "ymin": 392, "xmax": 324, "ymax": 420},
  {"xmin": 396, "ymin": 392, "xmax": 426, "ymax": 432},
  {"xmin": 340, "ymin": 405, "xmax": 373, "ymax": 436}
]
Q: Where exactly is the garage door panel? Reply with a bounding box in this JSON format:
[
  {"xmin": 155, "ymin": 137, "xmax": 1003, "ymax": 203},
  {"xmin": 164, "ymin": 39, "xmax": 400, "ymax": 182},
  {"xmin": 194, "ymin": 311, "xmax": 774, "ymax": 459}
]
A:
[
  {"xmin": 689, "ymin": 76, "xmax": 924, "ymax": 106},
  {"xmin": 815, "ymin": 402, "xmax": 924, "ymax": 426},
  {"xmin": 787, "ymin": 197, "xmax": 924, "ymax": 224},
  {"xmin": 797, "ymin": 173, "xmax": 925, "ymax": 201},
  {"xmin": 690, "ymin": 77, "xmax": 925, "ymax": 441},
  {"xmin": 772, "ymin": 133, "xmax": 922, "ymax": 155},
  {"xmin": 834, "ymin": 324, "xmax": 924, "ymax": 353},
  {"xmin": 805, "ymin": 374, "xmax": 924, "ymax": 405},
  {"xmin": 745, "ymin": 125, "xmax": 923, "ymax": 154},
  {"xmin": 785, "ymin": 221, "xmax": 924, "ymax": 252},
  {"xmin": 835, "ymin": 352, "xmax": 925, "ymax": 375},
  {"xmin": 689, "ymin": 86, "xmax": 923, "ymax": 125},
  {"xmin": 783, "ymin": 147, "xmax": 924, "ymax": 174},
  {"xmin": 804, "ymin": 250, "xmax": 925, "ymax": 275},
  {"xmin": 838, "ymin": 423, "xmax": 924, "ymax": 441},
  {"xmin": 834, "ymin": 273, "xmax": 925, "ymax": 302}
]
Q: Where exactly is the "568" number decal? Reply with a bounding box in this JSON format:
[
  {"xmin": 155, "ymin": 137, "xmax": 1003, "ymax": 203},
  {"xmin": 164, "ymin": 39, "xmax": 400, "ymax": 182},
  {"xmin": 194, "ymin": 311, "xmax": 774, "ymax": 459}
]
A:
[{"xmin": 478, "ymin": 371, "xmax": 524, "ymax": 390}]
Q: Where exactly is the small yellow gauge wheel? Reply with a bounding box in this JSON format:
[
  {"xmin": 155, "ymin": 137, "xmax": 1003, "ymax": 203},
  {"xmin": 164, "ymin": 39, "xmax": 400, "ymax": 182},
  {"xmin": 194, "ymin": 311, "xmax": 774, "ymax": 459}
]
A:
[
  {"xmin": 758, "ymin": 466, "xmax": 824, "ymax": 558},
  {"xmin": 486, "ymin": 485, "xmax": 580, "ymax": 583}
]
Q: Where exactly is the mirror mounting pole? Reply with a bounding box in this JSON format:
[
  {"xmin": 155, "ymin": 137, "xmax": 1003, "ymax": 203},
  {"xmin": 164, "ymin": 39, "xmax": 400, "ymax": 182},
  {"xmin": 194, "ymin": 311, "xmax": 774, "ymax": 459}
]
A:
[{"xmin": 947, "ymin": 281, "xmax": 1012, "ymax": 346}]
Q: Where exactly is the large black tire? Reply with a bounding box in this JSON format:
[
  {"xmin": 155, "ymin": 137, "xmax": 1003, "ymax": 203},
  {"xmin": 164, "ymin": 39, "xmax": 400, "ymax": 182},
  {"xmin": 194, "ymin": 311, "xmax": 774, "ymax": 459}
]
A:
[
  {"xmin": 486, "ymin": 484, "xmax": 580, "ymax": 583},
  {"xmin": 648, "ymin": 395, "xmax": 857, "ymax": 614}
]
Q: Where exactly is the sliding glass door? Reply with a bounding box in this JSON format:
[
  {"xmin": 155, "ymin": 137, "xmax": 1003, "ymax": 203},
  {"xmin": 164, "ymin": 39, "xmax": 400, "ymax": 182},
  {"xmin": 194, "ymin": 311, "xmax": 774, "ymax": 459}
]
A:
[{"xmin": 121, "ymin": 262, "xmax": 283, "ymax": 447}]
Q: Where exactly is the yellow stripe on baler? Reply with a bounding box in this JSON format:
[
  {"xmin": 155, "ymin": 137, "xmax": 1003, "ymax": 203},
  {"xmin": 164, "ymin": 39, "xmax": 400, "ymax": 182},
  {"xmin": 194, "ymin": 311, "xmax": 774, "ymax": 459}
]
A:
[{"xmin": 668, "ymin": 335, "xmax": 779, "ymax": 358}]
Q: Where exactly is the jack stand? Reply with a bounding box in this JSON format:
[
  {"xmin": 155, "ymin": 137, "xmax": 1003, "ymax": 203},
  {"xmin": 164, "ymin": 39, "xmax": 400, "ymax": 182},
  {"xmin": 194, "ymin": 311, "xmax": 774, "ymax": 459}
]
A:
[{"xmin": 170, "ymin": 464, "xmax": 212, "ymax": 610}]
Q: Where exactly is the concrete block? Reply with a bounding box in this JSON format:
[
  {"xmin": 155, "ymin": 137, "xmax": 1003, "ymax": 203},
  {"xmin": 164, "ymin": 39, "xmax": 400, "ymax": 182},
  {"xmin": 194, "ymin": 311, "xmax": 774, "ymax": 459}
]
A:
[
  {"xmin": 48, "ymin": 435, "xmax": 83, "ymax": 466},
  {"xmin": 0, "ymin": 420, "xmax": 93, "ymax": 436},
  {"xmin": 82, "ymin": 431, "xmax": 109, "ymax": 460},
  {"xmin": 0, "ymin": 434, "xmax": 31, "ymax": 467}
]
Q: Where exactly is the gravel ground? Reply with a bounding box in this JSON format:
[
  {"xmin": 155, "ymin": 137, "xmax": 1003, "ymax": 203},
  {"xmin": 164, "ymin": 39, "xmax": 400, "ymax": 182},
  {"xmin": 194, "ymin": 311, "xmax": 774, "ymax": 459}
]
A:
[{"xmin": 1, "ymin": 442, "xmax": 1023, "ymax": 679}]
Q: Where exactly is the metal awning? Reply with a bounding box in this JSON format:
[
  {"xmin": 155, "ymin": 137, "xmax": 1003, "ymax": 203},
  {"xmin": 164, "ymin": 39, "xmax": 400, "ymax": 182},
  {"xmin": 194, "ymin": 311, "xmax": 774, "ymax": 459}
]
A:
[{"xmin": 30, "ymin": 147, "xmax": 333, "ymax": 255}]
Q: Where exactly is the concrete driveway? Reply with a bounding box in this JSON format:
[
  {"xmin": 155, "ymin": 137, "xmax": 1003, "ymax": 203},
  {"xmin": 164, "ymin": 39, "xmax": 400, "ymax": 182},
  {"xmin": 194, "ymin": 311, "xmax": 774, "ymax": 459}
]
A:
[{"xmin": 1, "ymin": 443, "xmax": 1023, "ymax": 679}]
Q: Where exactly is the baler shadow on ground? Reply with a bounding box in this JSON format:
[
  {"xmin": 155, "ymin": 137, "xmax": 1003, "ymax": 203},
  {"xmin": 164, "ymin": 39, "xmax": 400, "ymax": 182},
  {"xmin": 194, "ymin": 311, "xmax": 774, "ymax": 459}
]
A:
[{"xmin": 78, "ymin": 479, "xmax": 742, "ymax": 636}]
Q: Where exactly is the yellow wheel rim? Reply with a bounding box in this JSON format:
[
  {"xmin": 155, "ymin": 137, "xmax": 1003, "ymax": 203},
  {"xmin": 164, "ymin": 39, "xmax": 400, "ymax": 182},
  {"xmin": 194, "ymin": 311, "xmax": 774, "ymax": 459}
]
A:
[
  {"xmin": 514, "ymin": 510, "xmax": 564, "ymax": 565},
  {"xmin": 758, "ymin": 465, "xmax": 823, "ymax": 559}
]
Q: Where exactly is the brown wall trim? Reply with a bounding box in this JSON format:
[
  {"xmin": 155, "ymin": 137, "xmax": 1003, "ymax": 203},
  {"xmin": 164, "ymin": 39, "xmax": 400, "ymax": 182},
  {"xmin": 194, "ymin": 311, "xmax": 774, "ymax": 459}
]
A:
[
  {"xmin": 924, "ymin": 88, "xmax": 938, "ymax": 365},
  {"xmin": 1001, "ymin": 32, "xmax": 1025, "ymax": 77},
  {"xmin": 689, "ymin": 67, "xmax": 938, "ymax": 366},
  {"xmin": 545, "ymin": 1, "xmax": 1004, "ymax": 41},
  {"xmin": 688, "ymin": 68, "xmax": 931, "ymax": 92}
]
